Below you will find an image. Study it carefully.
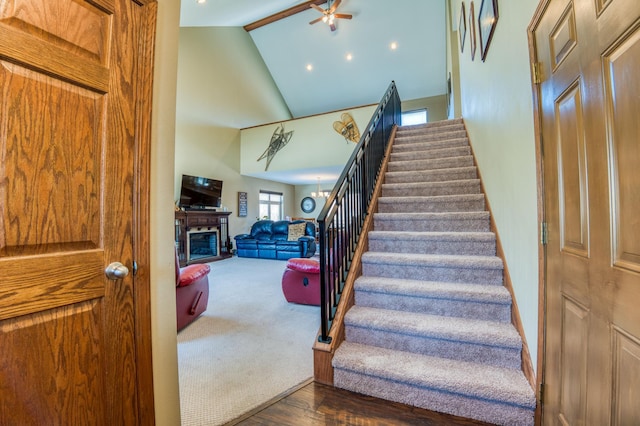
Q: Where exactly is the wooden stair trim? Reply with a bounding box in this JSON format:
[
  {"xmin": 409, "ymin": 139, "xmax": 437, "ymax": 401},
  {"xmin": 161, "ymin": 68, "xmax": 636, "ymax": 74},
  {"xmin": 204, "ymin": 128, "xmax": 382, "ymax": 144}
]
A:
[{"xmin": 313, "ymin": 125, "xmax": 398, "ymax": 386}]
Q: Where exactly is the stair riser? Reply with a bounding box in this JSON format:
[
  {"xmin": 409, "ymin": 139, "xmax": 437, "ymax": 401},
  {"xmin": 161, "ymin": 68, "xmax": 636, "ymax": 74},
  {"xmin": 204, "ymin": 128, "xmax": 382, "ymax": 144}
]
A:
[
  {"xmin": 388, "ymin": 157, "xmax": 474, "ymax": 172},
  {"xmin": 377, "ymin": 199, "xmax": 485, "ymax": 213},
  {"xmin": 385, "ymin": 168, "xmax": 478, "ymax": 184},
  {"xmin": 333, "ymin": 371, "xmax": 535, "ymax": 426},
  {"xmin": 368, "ymin": 239, "xmax": 495, "ymax": 256},
  {"xmin": 355, "ymin": 291, "xmax": 512, "ymax": 322},
  {"xmin": 392, "ymin": 138, "xmax": 469, "ymax": 153},
  {"xmin": 362, "ymin": 262, "xmax": 503, "ymax": 285},
  {"xmin": 395, "ymin": 130, "xmax": 467, "ymax": 143},
  {"xmin": 382, "ymin": 183, "xmax": 481, "ymax": 197},
  {"xmin": 345, "ymin": 326, "xmax": 522, "ymax": 369},
  {"xmin": 391, "ymin": 146, "xmax": 470, "ymax": 162},
  {"xmin": 373, "ymin": 217, "xmax": 491, "ymax": 233}
]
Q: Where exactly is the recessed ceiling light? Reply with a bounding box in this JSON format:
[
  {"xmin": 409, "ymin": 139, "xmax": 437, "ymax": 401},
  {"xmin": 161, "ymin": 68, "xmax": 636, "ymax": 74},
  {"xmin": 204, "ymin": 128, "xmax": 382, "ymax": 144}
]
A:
[
  {"xmin": 346, "ymin": 53, "xmax": 353, "ymax": 61},
  {"xmin": 196, "ymin": 0, "xmax": 206, "ymax": 3},
  {"xmin": 390, "ymin": 42, "xmax": 398, "ymax": 50},
  {"xmin": 306, "ymin": 64, "xmax": 313, "ymax": 71}
]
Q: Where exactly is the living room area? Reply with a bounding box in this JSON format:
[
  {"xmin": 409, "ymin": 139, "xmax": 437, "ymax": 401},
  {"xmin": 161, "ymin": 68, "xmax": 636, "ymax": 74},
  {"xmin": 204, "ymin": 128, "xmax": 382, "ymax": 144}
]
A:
[{"xmin": 172, "ymin": 1, "xmax": 448, "ymax": 424}]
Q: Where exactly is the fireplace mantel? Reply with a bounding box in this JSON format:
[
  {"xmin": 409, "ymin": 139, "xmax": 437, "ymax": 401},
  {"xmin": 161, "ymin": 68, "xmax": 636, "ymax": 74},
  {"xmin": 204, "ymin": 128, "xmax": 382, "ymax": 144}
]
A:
[{"xmin": 175, "ymin": 210, "xmax": 232, "ymax": 266}]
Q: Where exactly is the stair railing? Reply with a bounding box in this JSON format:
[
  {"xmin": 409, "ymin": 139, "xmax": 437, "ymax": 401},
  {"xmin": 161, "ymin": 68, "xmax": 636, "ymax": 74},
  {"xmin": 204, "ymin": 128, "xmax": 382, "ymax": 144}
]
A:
[{"xmin": 317, "ymin": 81, "xmax": 400, "ymax": 343}]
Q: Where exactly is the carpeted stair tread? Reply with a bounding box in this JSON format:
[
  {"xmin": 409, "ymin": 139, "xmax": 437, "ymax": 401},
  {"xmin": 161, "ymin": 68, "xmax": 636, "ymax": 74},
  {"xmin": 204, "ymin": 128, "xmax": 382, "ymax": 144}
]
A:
[
  {"xmin": 387, "ymin": 155, "xmax": 474, "ymax": 172},
  {"xmin": 362, "ymin": 252, "xmax": 504, "ymax": 284},
  {"xmin": 369, "ymin": 230, "xmax": 495, "ymax": 243},
  {"xmin": 333, "ymin": 342, "xmax": 536, "ymax": 408},
  {"xmin": 396, "ymin": 124, "xmax": 465, "ymax": 135},
  {"xmin": 373, "ymin": 211, "xmax": 491, "ymax": 232},
  {"xmin": 345, "ymin": 306, "xmax": 522, "ymax": 350},
  {"xmin": 368, "ymin": 230, "xmax": 496, "ymax": 256},
  {"xmin": 395, "ymin": 130, "xmax": 468, "ymax": 143},
  {"xmin": 384, "ymin": 167, "xmax": 478, "ymax": 184},
  {"xmin": 377, "ymin": 194, "xmax": 485, "ymax": 214},
  {"xmin": 362, "ymin": 252, "xmax": 503, "ymax": 269},
  {"xmin": 400, "ymin": 117, "xmax": 463, "ymax": 128},
  {"xmin": 397, "ymin": 121, "xmax": 464, "ymax": 134},
  {"xmin": 392, "ymin": 137, "xmax": 469, "ymax": 153},
  {"xmin": 390, "ymin": 146, "xmax": 470, "ymax": 162},
  {"xmin": 382, "ymin": 180, "xmax": 481, "ymax": 197},
  {"xmin": 354, "ymin": 276, "xmax": 511, "ymax": 304}
]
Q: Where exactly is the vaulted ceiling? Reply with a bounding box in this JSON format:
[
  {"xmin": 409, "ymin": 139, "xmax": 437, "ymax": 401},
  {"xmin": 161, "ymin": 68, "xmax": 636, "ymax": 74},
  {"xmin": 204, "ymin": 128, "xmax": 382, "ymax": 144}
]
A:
[{"xmin": 179, "ymin": 0, "xmax": 447, "ymax": 118}]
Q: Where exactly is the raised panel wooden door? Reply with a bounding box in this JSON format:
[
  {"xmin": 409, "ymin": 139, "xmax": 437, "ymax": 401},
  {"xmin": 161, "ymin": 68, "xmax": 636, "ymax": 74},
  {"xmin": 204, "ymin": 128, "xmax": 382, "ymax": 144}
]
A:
[
  {"xmin": 532, "ymin": 0, "xmax": 640, "ymax": 424},
  {"xmin": 0, "ymin": 0, "xmax": 155, "ymax": 424}
]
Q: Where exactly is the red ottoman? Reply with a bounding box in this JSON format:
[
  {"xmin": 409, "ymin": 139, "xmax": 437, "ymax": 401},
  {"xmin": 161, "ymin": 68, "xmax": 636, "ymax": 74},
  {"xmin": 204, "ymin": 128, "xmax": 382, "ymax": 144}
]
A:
[{"xmin": 282, "ymin": 257, "xmax": 320, "ymax": 306}]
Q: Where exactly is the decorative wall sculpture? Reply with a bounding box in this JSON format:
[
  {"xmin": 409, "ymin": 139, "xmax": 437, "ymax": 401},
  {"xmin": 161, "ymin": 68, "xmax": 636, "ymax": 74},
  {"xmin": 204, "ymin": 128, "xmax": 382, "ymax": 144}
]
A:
[
  {"xmin": 257, "ymin": 123, "xmax": 293, "ymax": 170},
  {"xmin": 333, "ymin": 112, "xmax": 360, "ymax": 143}
]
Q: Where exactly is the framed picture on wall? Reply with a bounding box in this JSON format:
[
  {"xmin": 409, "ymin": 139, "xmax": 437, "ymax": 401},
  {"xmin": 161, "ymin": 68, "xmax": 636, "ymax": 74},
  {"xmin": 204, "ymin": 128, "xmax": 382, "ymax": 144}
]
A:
[
  {"xmin": 238, "ymin": 191, "xmax": 247, "ymax": 217},
  {"xmin": 459, "ymin": 2, "xmax": 467, "ymax": 53},
  {"xmin": 469, "ymin": 1, "xmax": 477, "ymax": 61},
  {"xmin": 478, "ymin": 0, "xmax": 499, "ymax": 62}
]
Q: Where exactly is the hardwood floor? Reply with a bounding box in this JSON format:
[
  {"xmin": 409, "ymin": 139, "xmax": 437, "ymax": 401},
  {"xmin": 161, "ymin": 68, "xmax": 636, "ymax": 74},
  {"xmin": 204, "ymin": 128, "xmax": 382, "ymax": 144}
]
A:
[{"xmin": 228, "ymin": 381, "xmax": 492, "ymax": 425}]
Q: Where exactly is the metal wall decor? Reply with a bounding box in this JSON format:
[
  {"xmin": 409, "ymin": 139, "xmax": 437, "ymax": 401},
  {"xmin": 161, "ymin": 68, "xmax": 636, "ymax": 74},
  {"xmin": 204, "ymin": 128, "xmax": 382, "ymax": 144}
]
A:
[{"xmin": 257, "ymin": 123, "xmax": 293, "ymax": 171}]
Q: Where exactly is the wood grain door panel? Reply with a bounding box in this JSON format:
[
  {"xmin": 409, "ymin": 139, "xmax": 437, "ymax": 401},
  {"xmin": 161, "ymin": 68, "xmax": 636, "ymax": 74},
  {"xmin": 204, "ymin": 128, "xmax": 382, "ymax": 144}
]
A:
[
  {"xmin": 0, "ymin": 0, "xmax": 155, "ymax": 423},
  {"xmin": 532, "ymin": 0, "xmax": 640, "ymax": 424}
]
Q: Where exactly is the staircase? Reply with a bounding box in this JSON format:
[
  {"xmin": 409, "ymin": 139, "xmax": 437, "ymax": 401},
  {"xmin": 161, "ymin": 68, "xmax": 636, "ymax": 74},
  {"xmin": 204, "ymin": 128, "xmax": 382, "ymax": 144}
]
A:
[{"xmin": 331, "ymin": 118, "xmax": 536, "ymax": 425}]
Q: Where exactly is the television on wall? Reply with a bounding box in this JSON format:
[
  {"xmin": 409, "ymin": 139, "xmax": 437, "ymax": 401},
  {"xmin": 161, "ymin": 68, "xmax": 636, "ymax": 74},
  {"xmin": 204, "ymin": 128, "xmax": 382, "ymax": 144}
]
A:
[{"xmin": 179, "ymin": 174, "xmax": 223, "ymax": 210}]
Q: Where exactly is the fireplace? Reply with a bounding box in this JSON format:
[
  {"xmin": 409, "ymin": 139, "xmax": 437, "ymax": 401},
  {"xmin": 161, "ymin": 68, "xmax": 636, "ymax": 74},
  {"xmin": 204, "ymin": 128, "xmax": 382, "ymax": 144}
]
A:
[{"xmin": 186, "ymin": 229, "xmax": 219, "ymax": 263}]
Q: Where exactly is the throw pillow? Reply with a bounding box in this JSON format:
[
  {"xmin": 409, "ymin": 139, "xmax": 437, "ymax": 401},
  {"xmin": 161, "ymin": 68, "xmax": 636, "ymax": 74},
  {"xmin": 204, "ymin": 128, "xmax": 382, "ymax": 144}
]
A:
[{"xmin": 287, "ymin": 222, "xmax": 307, "ymax": 241}]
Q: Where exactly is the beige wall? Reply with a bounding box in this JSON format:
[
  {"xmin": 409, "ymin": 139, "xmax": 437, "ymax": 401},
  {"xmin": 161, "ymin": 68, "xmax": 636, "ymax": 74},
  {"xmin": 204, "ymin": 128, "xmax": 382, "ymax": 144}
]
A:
[
  {"xmin": 402, "ymin": 95, "xmax": 448, "ymax": 122},
  {"xmin": 151, "ymin": 0, "xmax": 181, "ymax": 424},
  {"xmin": 176, "ymin": 27, "xmax": 291, "ymax": 128},
  {"xmin": 240, "ymin": 105, "xmax": 375, "ymax": 179},
  {"xmin": 175, "ymin": 26, "xmax": 300, "ymax": 238},
  {"xmin": 449, "ymin": 0, "xmax": 540, "ymax": 369}
]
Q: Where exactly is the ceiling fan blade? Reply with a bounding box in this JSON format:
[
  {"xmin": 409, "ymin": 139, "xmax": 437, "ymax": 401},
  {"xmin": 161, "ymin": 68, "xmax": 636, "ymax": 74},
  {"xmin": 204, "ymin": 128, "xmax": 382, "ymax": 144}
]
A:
[
  {"xmin": 309, "ymin": 16, "xmax": 324, "ymax": 25},
  {"xmin": 310, "ymin": 4, "xmax": 325, "ymax": 13},
  {"xmin": 334, "ymin": 13, "xmax": 352, "ymax": 20},
  {"xmin": 329, "ymin": 0, "xmax": 341, "ymax": 14}
]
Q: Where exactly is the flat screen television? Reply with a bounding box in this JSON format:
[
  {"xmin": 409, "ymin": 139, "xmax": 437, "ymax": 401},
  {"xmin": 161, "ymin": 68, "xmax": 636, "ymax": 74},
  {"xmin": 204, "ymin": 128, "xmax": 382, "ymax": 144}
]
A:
[{"xmin": 179, "ymin": 174, "xmax": 223, "ymax": 210}]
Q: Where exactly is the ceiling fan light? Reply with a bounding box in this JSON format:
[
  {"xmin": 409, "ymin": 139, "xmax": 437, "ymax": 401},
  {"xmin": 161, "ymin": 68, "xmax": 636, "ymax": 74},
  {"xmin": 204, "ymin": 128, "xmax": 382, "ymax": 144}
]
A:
[{"xmin": 322, "ymin": 15, "xmax": 328, "ymax": 23}]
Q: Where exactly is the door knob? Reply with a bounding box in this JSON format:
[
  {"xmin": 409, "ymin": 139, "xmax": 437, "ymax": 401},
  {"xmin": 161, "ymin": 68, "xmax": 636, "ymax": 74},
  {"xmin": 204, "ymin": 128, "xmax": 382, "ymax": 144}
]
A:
[{"xmin": 105, "ymin": 262, "xmax": 130, "ymax": 280}]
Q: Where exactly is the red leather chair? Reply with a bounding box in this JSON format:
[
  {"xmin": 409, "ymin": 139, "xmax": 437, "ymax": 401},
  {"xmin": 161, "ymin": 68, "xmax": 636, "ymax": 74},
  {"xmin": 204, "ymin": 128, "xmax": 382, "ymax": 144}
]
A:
[
  {"xmin": 176, "ymin": 249, "xmax": 210, "ymax": 331},
  {"xmin": 281, "ymin": 257, "xmax": 320, "ymax": 306}
]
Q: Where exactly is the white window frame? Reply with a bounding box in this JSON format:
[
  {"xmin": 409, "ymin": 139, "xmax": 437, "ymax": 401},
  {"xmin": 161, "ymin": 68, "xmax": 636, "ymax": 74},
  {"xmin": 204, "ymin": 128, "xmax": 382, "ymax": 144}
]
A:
[
  {"xmin": 401, "ymin": 109, "xmax": 428, "ymax": 126},
  {"xmin": 259, "ymin": 190, "xmax": 283, "ymax": 221}
]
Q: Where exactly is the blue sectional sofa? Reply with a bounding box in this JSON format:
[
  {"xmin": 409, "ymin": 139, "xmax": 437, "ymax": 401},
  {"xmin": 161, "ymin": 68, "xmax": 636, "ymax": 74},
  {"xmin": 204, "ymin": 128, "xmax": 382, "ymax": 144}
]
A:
[{"xmin": 234, "ymin": 220, "xmax": 316, "ymax": 260}]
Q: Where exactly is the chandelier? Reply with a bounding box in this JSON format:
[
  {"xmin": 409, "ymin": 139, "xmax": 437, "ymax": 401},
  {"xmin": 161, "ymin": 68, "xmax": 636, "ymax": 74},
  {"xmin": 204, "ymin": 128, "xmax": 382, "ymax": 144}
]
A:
[{"xmin": 311, "ymin": 178, "xmax": 330, "ymax": 198}]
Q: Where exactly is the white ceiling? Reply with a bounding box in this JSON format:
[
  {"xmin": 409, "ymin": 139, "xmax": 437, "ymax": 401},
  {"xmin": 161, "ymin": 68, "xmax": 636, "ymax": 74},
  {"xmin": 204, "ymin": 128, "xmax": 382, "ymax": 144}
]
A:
[{"xmin": 180, "ymin": 0, "xmax": 447, "ymax": 118}]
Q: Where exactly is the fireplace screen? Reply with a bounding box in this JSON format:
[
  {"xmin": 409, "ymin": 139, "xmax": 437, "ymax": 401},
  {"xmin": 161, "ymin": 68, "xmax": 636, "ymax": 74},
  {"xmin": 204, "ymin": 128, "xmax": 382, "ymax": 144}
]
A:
[{"xmin": 186, "ymin": 229, "xmax": 218, "ymax": 262}]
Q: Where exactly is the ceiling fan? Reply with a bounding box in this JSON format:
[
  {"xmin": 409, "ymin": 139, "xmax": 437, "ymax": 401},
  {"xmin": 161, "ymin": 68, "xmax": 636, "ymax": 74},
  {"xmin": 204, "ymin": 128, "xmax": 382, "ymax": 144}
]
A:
[{"xmin": 309, "ymin": 0, "xmax": 352, "ymax": 31}]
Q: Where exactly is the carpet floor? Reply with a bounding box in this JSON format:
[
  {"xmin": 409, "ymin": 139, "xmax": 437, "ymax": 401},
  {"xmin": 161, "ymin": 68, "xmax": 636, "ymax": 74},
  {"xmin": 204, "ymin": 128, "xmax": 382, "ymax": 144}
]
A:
[{"xmin": 177, "ymin": 256, "xmax": 320, "ymax": 426}]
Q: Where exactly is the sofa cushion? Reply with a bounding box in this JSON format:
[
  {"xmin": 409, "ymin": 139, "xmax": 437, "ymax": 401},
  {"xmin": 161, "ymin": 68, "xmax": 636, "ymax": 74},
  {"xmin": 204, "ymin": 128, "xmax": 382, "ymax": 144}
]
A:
[
  {"xmin": 287, "ymin": 222, "xmax": 307, "ymax": 241},
  {"xmin": 250, "ymin": 220, "xmax": 274, "ymax": 238},
  {"xmin": 177, "ymin": 264, "xmax": 211, "ymax": 287}
]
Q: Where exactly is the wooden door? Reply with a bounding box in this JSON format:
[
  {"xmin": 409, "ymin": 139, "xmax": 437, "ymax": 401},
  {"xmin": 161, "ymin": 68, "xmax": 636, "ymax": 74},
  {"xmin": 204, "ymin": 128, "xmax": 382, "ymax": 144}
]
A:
[
  {"xmin": 532, "ymin": 0, "xmax": 640, "ymax": 424},
  {"xmin": 0, "ymin": 0, "xmax": 156, "ymax": 424}
]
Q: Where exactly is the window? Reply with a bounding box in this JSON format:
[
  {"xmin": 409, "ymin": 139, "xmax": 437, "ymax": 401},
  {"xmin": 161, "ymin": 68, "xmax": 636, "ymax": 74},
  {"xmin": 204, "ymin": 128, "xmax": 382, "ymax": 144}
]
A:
[
  {"xmin": 259, "ymin": 191, "xmax": 283, "ymax": 221},
  {"xmin": 401, "ymin": 109, "xmax": 428, "ymax": 126}
]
